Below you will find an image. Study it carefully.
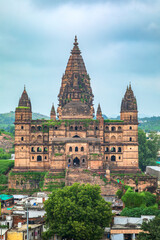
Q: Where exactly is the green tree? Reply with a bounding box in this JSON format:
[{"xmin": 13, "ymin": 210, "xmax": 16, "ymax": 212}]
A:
[
  {"xmin": 138, "ymin": 217, "xmax": 160, "ymax": 240},
  {"xmin": 138, "ymin": 129, "xmax": 159, "ymax": 171},
  {"xmin": 43, "ymin": 183, "xmax": 112, "ymax": 240}
]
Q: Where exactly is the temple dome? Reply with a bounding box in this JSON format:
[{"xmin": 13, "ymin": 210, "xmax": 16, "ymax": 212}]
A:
[{"xmin": 61, "ymin": 101, "xmax": 91, "ymax": 119}]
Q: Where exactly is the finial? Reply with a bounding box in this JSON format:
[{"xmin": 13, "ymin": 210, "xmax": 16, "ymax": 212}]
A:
[
  {"xmin": 24, "ymin": 84, "xmax": 26, "ymax": 91},
  {"xmin": 74, "ymin": 35, "xmax": 78, "ymax": 46},
  {"xmin": 129, "ymin": 82, "xmax": 131, "ymax": 90}
]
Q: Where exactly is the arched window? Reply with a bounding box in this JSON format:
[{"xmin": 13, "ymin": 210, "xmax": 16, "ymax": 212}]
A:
[
  {"xmin": 79, "ymin": 126, "xmax": 82, "ymax": 130},
  {"xmin": 130, "ymin": 115, "xmax": 132, "ymax": 121},
  {"xmin": 95, "ymin": 126, "xmax": 98, "ymax": 130},
  {"xmin": 43, "ymin": 126, "xmax": 48, "ymax": 132},
  {"xmin": 81, "ymin": 147, "xmax": 84, "ymax": 152},
  {"xmin": 37, "ymin": 126, "xmax": 42, "ymax": 131},
  {"xmin": 37, "ymin": 155, "xmax": 42, "ymax": 162},
  {"xmin": 111, "ymin": 136, "xmax": 116, "ymax": 142},
  {"xmin": 31, "ymin": 126, "xmax": 35, "ymax": 132},
  {"xmin": 111, "ymin": 126, "xmax": 116, "ymax": 131},
  {"xmin": 45, "ymin": 156, "xmax": 47, "ymax": 160},
  {"xmin": 37, "ymin": 147, "xmax": 42, "ymax": 152},
  {"xmin": 21, "ymin": 126, "xmax": 24, "ymax": 130},
  {"xmin": 21, "ymin": 114, "xmax": 23, "ymax": 120},
  {"xmin": 21, "ymin": 137, "xmax": 24, "ymax": 141},
  {"xmin": 130, "ymin": 126, "xmax": 132, "ymax": 130},
  {"xmin": 118, "ymin": 126, "xmax": 121, "ymax": 131},
  {"xmin": 130, "ymin": 137, "xmax": 132, "ymax": 142},
  {"xmin": 106, "ymin": 156, "xmax": 108, "ymax": 160},
  {"xmin": 105, "ymin": 147, "xmax": 109, "ymax": 152},
  {"xmin": 70, "ymin": 126, "xmax": 73, "ymax": 130},
  {"xmin": 44, "ymin": 147, "xmax": 48, "ymax": 152},
  {"xmin": 75, "ymin": 126, "xmax": 78, "ymax": 131},
  {"xmin": 32, "ymin": 156, "xmax": 34, "ymax": 160},
  {"xmin": 82, "ymin": 159, "xmax": 85, "ymax": 163},
  {"xmin": 31, "ymin": 147, "xmax": 35, "ymax": 152},
  {"xmin": 118, "ymin": 147, "xmax": 121, "ymax": 152},
  {"xmin": 111, "ymin": 147, "xmax": 116, "ymax": 152},
  {"xmin": 68, "ymin": 159, "xmax": 71, "ymax": 163},
  {"xmin": 54, "ymin": 126, "xmax": 57, "ymax": 130},
  {"xmin": 75, "ymin": 147, "xmax": 78, "ymax": 152},
  {"xmin": 119, "ymin": 156, "xmax": 121, "ymax": 160},
  {"xmin": 106, "ymin": 126, "xmax": 109, "ymax": 131},
  {"xmin": 111, "ymin": 155, "xmax": 116, "ymax": 161},
  {"xmin": 69, "ymin": 147, "xmax": 72, "ymax": 152},
  {"xmin": 37, "ymin": 135, "xmax": 42, "ymax": 142}
]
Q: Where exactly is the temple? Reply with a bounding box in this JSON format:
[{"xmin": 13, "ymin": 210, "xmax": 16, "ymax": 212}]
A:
[{"xmin": 14, "ymin": 37, "xmax": 139, "ymax": 173}]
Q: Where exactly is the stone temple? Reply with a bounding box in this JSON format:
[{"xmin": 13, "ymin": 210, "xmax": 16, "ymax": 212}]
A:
[{"xmin": 14, "ymin": 36, "xmax": 139, "ymax": 173}]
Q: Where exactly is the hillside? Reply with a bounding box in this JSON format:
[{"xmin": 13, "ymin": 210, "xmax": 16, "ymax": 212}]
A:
[{"xmin": 0, "ymin": 111, "xmax": 49, "ymax": 132}]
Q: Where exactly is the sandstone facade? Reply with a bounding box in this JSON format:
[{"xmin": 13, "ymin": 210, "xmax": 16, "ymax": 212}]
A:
[{"xmin": 14, "ymin": 37, "xmax": 139, "ymax": 173}]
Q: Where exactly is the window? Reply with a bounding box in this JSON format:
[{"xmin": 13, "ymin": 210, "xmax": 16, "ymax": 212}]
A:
[
  {"xmin": 105, "ymin": 147, "xmax": 109, "ymax": 152},
  {"xmin": 130, "ymin": 137, "xmax": 132, "ymax": 142},
  {"xmin": 54, "ymin": 126, "xmax": 57, "ymax": 130},
  {"xmin": 21, "ymin": 126, "xmax": 24, "ymax": 130},
  {"xmin": 31, "ymin": 126, "xmax": 35, "ymax": 132},
  {"xmin": 119, "ymin": 156, "xmax": 121, "ymax": 160},
  {"xmin": 70, "ymin": 126, "xmax": 73, "ymax": 130},
  {"xmin": 37, "ymin": 147, "xmax": 42, "ymax": 152},
  {"xmin": 106, "ymin": 156, "xmax": 108, "ymax": 160},
  {"xmin": 130, "ymin": 126, "xmax": 132, "ymax": 130},
  {"xmin": 79, "ymin": 126, "xmax": 82, "ymax": 130},
  {"xmin": 81, "ymin": 147, "xmax": 84, "ymax": 152},
  {"xmin": 118, "ymin": 126, "xmax": 121, "ymax": 130},
  {"xmin": 95, "ymin": 126, "xmax": 98, "ymax": 130},
  {"xmin": 111, "ymin": 147, "xmax": 116, "ymax": 152},
  {"xmin": 37, "ymin": 155, "xmax": 42, "ymax": 162},
  {"xmin": 45, "ymin": 156, "xmax": 47, "ymax": 160},
  {"xmin": 68, "ymin": 159, "xmax": 71, "ymax": 163},
  {"xmin": 82, "ymin": 159, "xmax": 85, "ymax": 163},
  {"xmin": 130, "ymin": 115, "xmax": 132, "ymax": 121},
  {"xmin": 75, "ymin": 126, "xmax": 78, "ymax": 130},
  {"xmin": 44, "ymin": 147, "xmax": 48, "ymax": 152},
  {"xmin": 37, "ymin": 126, "xmax": 42, "ymax": 131},
  {"xmin": 75, "ymin": 147, "xmax": 78, "ymax": 152},
  {"xmin": 111, "ymin": 126, "xmax": 116, "ymax": 131},
  {"xmin": 21, "ymin": 137, "xmax": 24, "ymax": 141},
  {"xmin": 69, "ymin": 147, "xmax": 72, "ymax": 152},
  {"xmin": 111, "ymin": 155, "xmax": 116, "ymax": 161},
  {"xmin": 118, "ymin": 147, "xmax": 121, "ymax": 152},
  {"xmin": 31, "ymin": 147, "xmax": 35, "ymax": 152},
  {"xmin": 106, "ymin": 126, "xmax": 109, "ymax": 131}
]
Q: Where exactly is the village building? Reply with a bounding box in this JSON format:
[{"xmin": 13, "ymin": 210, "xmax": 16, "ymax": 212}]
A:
[{"xmin": 13, "ymin": 36, "xmax": 139, "ymax": 174}]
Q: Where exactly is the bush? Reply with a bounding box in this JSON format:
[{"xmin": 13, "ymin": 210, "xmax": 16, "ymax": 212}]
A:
[{"xmin": 116, "ymin": 189, "xmax": 123, "ymax": 199}]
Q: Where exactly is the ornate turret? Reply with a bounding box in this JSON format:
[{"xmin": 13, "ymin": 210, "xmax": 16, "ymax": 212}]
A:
[
  {"xmin": 18, "ymin": 86, "xmax": 32, "ymax": 110},
  {"xmin": 96, "ymin": 104, "xmax": 103, "ymax": 120},
  {"xmin": 50, "ymin": 103, "xmax": 56, "ymax": 120},
  {"xmin": 57, "ymin": 36, "xmax": 94, "ymax": 119},
  {"xmin": 120, "ymin": 84, "xmax": 138, "ymax": 122},
  {"xmin": 15, "ymin": 86, "xmax": 32, "ymax": 122}
]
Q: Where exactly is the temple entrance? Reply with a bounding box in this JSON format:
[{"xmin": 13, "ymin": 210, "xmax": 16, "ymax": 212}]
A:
[{"xmin": 73, "ymin": 157, "xmax": 80, "ymax": 167}]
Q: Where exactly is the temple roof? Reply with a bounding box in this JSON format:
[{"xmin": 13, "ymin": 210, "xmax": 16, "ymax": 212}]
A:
[
  {"xmin": 57, "ymin": 36, "xmax": 94, "ymax": 119},
  {"xmin": 18, "ymin": 86, "xmax": 31, "ymax": 109},
  {"xmin": 50, "ymin": 103, "xmax": 56, "ymax": 115},
  {"xmin": 121, "ymin": 84, "xmax": 137, "ymax": 112}
]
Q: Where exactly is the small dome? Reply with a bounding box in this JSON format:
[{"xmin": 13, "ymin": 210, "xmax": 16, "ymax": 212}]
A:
[{"xmin": 62, "ymin": 101, "xmax": 91, "ymax": 118}]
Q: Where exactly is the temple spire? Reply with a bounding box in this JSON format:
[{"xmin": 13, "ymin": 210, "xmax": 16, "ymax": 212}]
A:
[
  {"xmin": 18, "ymin": 86, "xmax": 31, "ymax": 110},
  {"xmin": 96, "ymin": 103, "xmax": 103, "ymax": 119},
  {"xmin": 50, "ymin": 103, "xmax": 56, "ymax": 120}
]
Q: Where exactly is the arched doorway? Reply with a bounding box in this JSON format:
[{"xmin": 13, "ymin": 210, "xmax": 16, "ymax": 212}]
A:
[{"xmin": 73, "ymin": 157, "xmax": 80, "ymax": 167}]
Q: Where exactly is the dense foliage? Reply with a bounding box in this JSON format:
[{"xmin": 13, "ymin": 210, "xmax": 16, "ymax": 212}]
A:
[
  {"xmin": 138, "ymin": 217, "xmax": 160, "ymax": 240},
  {"xmin": 0, "ymin": 148, "xmax": 12, "ymax": 159},
  {"xmin": 139, "ymin": 116, "xmax": 160, "ymax": 132},
  {"xmin": 0, "ymin": 160, "xmax": 14, "ymax": 174},
  {"xmin": 138, "ymin": 129, "xmax": 160, "ymax": 171},
  {"xmin": 43, "ymin": 183, "xmax": 112, "ymax": 240},
  {"xmin": 121, "ymin": 188, "xmax": 157, "ymax": 208},
  {"xmin": 120, "ymin": 207, "xmax": 160, "ymax": 218}
]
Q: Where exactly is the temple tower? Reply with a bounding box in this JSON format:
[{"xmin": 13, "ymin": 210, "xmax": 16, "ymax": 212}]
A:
[
  {"xmin": 14, "ymin": 87, "xmax": 32, "ymax": 170},
  {"xmin": 57, "ymin": 36, "xmax": 94, "ymax": 119},
  {"xmin": 50, "ymin": 103, "xmax": 56, "ymax": 120}
]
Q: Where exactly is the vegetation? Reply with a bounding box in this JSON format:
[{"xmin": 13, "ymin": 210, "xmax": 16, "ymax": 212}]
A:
[
  {"xmin": 138, "ymin": 217, "xmax": 160, "ymax": 240},
  {"xmin": 43, "ymin": 183, "xmax": 112, "ymax": 240},
  {"xmin": 120, "ymin": 207, "xmax": 160, "ymax": 218},
  {"xmin": 0, "ymin": 160, "xmax": 14, "ymax": 175},
  {"xmin": 139, "ymin": 116, "xmax": 160, "ymax": 132},
  {"xmin": 0, "ymin": 148, "xmax": 12, "ymax": 159},
  {"xmin": 121, "ymin": 188, "xmax": 157, "ymax": 208},
  {"xmin": 138, "ymin": 129, "xmax": 160, "ymax": 171}
]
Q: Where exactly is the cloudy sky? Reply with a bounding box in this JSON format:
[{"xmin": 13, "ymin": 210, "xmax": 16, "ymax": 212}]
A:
[{"xmin": 0, "ymin": 0, "xmax": 160, "ymax": 117}]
